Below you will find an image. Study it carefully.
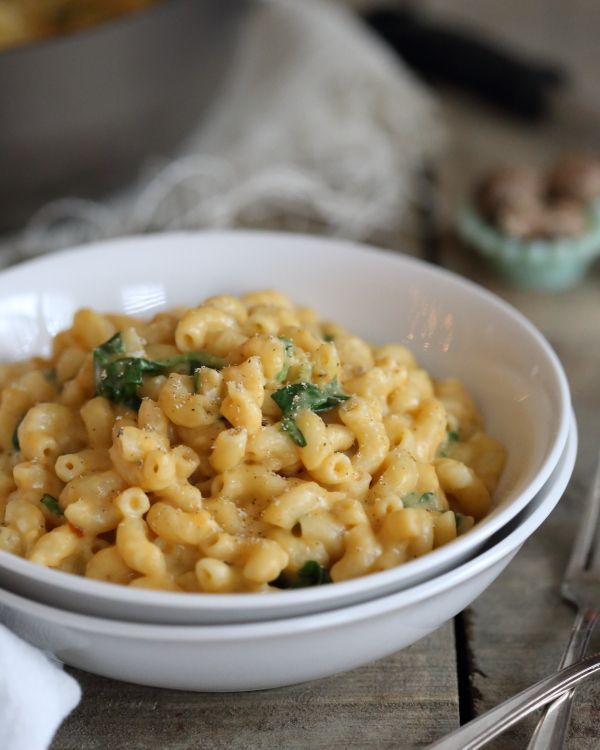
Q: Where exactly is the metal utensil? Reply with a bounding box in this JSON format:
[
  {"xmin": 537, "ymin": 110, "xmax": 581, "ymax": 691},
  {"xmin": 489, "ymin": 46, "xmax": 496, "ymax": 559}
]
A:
[
  {"xmin": 427, "ymin": 653, "xmax": 600, "ymax": 749},
  {"xmin": 525, "ymin": 451, "xmax": 600, "ymax": 749}
]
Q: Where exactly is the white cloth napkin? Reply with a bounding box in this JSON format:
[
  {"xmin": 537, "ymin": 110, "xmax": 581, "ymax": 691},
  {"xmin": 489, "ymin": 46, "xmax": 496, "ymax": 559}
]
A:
[
  {"xmin": 3, "ymin": 0, "xmax": 442, "ymax": 264},
  {"xmin": 0, "ymin": 624, "xmax": 81, "ymax": 750}
]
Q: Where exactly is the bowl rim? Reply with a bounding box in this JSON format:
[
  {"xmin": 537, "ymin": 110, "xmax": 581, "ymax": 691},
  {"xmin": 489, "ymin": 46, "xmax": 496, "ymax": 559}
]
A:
[
  {"xmin": 0, "ymin": 230, "xmax": 572, "ymax": 611},
  {"xmin": 0, "ymin": 411, "xmax": 577, "ymax": 638}
]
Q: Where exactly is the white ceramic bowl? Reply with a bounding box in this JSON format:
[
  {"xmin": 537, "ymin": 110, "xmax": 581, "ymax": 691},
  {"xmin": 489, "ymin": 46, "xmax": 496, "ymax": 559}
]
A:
[
  {"xmin": 0, "ymin": 414, "xmax": 577, "ymax": 691},
  {"xmin": 0, "ymin": 232, "xmax": 571, "ymax": 623}
]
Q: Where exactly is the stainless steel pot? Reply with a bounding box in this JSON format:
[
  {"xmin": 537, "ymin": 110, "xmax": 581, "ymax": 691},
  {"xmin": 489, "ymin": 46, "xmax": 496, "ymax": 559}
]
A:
[{"xmin": 0, "ymin": 0, "xmax": 251, "ymax": 230}]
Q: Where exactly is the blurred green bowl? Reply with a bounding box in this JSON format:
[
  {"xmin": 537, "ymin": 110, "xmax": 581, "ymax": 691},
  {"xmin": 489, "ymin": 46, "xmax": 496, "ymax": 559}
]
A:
[{"xmin": 457, "ymin": 204, "xmax": 600, "ymax": 290}]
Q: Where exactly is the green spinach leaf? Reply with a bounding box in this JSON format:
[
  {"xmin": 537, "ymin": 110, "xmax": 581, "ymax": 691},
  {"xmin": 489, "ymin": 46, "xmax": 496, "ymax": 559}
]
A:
[
  {"xmin": 295, "ymin": 560, "xmax": 332, "ymax": 587},
  {"xmin": 93, "ymin": 333, "xmax": 225, "ymax": 410},
  {"xmin": 439, "ymin": 428, "xmax": 460, "ymax": 457},
  {"xmin": 271, "ymin": 379, "xmax": 349, "ymax": 447},
  {"xmin": 275, "ymin": 337, "xmax": 294, "ymax": 382},
  {"xmin": 41, "ymin": 494, "xmax": 63, "ymax": 516},
  {"xmin": 273, "ymin": 560, "xmax": 332, "ymax": 589},
  {"xmin": 12, "ymin": 416, "xmax": 24, "ymax": 451},
  {"xmin": 402, "ymin": 491, "xmax": 442, "ymax": 512}
]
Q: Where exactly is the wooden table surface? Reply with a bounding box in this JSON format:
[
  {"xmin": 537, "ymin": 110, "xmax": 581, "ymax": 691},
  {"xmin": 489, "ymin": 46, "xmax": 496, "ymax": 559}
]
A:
[{"xmin": 46, "ymin": 3, "xmax": 600, "ymax": 748}]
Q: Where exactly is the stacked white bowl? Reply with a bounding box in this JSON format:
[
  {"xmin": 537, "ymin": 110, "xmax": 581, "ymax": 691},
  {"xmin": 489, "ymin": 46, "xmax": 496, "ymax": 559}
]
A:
[{"xmin": 0, "ymin": 232, "xmax": 575, "ymax": 691}]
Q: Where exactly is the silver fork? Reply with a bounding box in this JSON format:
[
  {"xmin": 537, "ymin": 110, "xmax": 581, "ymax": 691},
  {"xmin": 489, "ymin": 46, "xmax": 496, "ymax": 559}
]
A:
[
  {"xmin": 526, "ymin": 449, "xmax": 600, "ymax": 750},
  {"xmin": 427, "ymin": 652, "xmax": 600, "ymax": 749}
]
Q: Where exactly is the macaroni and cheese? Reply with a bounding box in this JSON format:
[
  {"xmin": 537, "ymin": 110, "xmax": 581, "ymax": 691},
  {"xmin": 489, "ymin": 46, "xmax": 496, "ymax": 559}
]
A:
[
  {"xmin": 0, "ymin": 1, "xmax": 159, "ymax": 50},
  {"xmin": 0, "ymin": 291, "xmax": 506, "ymax": 593}
]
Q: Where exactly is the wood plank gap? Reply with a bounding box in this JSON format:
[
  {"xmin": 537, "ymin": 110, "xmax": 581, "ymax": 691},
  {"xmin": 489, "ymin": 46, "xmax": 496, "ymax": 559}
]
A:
[{"xmin": 454, "ymin": 611, "xmax": 477, "ymax": 724}]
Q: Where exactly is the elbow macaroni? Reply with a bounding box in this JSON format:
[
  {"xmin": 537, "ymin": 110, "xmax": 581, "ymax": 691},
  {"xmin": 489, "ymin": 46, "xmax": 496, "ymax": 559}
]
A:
[{"xmin": 0, "ymin": 290, "xmax": 506, "ymax": 592}]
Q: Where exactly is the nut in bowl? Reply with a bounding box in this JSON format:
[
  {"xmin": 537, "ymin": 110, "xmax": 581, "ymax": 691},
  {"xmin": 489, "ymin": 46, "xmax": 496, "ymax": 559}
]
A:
[
  {"xmin": 0, "ymin": 231, "xmax": 571, "ymax": 626},
  {"xmin": 459, "ymin": 156, "xmax": 600, "ymax": 290}
]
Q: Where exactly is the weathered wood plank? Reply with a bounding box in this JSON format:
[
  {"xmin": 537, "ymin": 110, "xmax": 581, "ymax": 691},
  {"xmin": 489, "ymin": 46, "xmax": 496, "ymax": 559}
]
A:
[
  {"xmin": 465, "ymin": 271, "xmax": 600, "ymax": 748},
  {"xmin": 423, "ymin": 0, "xmax": 600, "ymax": 740},
  {"xmin": 463, "ymin": 477, "xmax": 600, "ymax": 749},
  {"xmin": 52, "ymin": 623, "xmax": 459, "ymax": 750},
  {"xmin": 440, "ymin": 172, "xmax": 600, "ymax": 750},
  {"xmin": 438, "ymin": 176, "xmax": 600, "ymax": 749}
]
